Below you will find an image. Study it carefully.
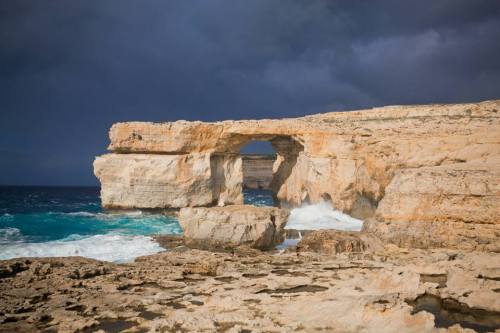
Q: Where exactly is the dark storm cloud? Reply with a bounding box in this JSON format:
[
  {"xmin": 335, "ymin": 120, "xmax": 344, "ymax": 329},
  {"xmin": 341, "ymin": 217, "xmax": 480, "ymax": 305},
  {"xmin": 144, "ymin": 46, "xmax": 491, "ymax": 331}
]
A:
[{"xmin": 1, "ymin": 1, "xmax": 499, "ymax": 185}]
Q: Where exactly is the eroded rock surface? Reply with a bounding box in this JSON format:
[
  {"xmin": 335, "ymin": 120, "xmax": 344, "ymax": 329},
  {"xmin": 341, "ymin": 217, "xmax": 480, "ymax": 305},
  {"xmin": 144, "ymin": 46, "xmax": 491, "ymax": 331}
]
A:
[
  {"xmin": 1, "ymin": 247, "xmax": 499, "ymax": 332},
  {"xmin": 365, "ymin": 162, "xmax": 500, "ymax": 251},
  {"xmin": 297, "ymin": 230, "xmax": 384, "ymax": 255},
  {"xmin": 94, "ymin": 153, "xmax": 243, "ymax": 209},
  {"xmin": 94, "ymin": 100, "xmax": 500, "ymax": 249},
  {"xmin": 179, "ymin": 205, "xmax": 288, "ymax": 249}
]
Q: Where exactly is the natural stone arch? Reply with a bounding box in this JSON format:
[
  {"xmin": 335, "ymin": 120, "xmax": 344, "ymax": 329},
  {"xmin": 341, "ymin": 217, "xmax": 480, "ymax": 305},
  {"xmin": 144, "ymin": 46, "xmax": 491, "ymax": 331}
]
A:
[
  {"xmin": 213, "ymin": 134, "xmax": 305, "ymax": 207},
  {"xmin": 94, "ymin": 100, "xmax": 500, "ymax": 250}
]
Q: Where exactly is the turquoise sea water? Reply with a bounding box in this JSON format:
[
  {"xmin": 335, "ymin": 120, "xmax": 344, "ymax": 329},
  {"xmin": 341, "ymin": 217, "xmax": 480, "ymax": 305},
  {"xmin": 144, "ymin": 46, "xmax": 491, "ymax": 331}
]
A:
[{"xmin": 0, "ymin": 187, "xmax": 273, "ymax": 262}]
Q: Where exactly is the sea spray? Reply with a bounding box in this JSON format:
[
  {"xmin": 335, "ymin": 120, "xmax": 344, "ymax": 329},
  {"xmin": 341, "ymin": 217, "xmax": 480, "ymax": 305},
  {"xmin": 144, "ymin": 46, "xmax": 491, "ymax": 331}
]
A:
[
  {"xmin": 0, "ymin": 234, "xmax": 164, "ymax": 263},
  {"xmin": 285, "ymin": 201, "xmax": 363, "ymax": 231},
  {"xmin": 0, "ymin": 227, "xmax": 25, "ymax": 244}
]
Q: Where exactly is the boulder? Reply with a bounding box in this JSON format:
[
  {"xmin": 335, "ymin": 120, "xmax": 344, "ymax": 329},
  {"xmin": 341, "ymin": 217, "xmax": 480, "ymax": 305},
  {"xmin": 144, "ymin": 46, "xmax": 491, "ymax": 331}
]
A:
[
  {"xmin": 179, "ymin": 205, "xmax": 289, "ymax": 249},
  {"xmin": 297, "ymin": 230, "xmax": 383, "ymax": 255}
]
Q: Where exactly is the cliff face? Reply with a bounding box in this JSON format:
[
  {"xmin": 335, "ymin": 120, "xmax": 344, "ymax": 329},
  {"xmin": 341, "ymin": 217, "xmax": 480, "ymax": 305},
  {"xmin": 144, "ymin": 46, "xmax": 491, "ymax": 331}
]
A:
[
  {"xmin": 242, "ymin": 155, "xmax": 276, "ymax": 190},
  {"xmin": 93, "ymin": 153, "xmax": 243, "ymax": 209},
  {"xmin": 94, "ymin": 100, "xmax": 500, "ymax": 249}
]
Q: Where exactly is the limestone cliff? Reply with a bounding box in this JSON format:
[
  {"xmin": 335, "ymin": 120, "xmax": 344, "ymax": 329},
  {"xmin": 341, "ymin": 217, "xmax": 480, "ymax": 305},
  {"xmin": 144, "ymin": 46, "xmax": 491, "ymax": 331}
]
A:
[{"xmin": 94, "ymin": 100, "xmax": 500, "ymax": 249}]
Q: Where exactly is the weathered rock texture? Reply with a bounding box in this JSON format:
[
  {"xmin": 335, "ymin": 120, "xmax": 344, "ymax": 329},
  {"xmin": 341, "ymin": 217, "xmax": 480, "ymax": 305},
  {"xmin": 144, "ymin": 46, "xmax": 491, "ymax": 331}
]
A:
[
  {"xmin": 1, "ymin": 248, "xmax": 500, "ymax": 332},
  {"xmin": 242, "ymin": 154, "xmax": 276, "ymax": 189},
  {"xmin": 94, "ymin": 153, "xmax": 242, "ymax": 208},
  {"xmin": 297, "ymin": 230, "xmax": 383, "ymax": 255},
  {"xmin": 179, "ymin": 205, "xmax": 288, "ymax": 249},
  {"xmin": 94, "ymin": 100, "xmax": 500, "ymax": 249}
]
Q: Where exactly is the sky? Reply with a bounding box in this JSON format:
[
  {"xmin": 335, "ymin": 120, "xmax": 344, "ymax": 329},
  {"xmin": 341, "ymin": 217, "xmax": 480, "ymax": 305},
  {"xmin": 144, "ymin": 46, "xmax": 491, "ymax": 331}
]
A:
[{"xmin": 1, "ymin": 1, "xmax": 500, "ymax": 186}]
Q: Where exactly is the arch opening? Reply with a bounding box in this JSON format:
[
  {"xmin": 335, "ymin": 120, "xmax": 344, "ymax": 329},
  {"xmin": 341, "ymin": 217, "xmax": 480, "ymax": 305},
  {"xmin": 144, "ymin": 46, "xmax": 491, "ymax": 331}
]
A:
[
  {"xmin": 237, "ymin": 136, "xmax": 305, "ymax": 208},
  {"xmin": 240, "ymin": 141, "xmax": 276, "ymax": 191},
  {"xmin": 239, "ymin": 140, "xmax": 276, "ymax": 207}
]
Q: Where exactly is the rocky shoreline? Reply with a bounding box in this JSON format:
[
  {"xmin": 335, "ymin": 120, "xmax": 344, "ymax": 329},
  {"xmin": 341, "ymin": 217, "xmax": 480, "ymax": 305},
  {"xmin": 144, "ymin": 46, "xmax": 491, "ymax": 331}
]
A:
[
  {"xmin": 2, "ymin": 100, "xmax": 498, "ymax": 332},
  {"xmin": 1, "ymin": 234, "xmax": 500, "ymax": 333}
]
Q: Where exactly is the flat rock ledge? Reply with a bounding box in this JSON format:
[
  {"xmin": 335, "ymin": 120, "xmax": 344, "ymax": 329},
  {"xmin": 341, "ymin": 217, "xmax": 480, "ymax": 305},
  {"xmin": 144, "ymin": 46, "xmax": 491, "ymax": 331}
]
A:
[
  {"xmin": 179, "ymin": 205, "xmax": 289, "ymax": 250},
  {"xmin": 1, "ymin": 248, "xmax": 500, "ymax": 332},
  {"xmin": 297, "ymin": 230, "xmax": 384, "ymax": 255}
]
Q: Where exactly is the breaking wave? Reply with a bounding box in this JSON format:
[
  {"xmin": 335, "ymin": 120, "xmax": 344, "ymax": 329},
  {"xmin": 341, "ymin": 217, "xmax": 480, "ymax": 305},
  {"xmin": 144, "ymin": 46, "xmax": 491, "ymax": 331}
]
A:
[
  {"xmin": 285, "ymin": 201, "xmax": 363, "ymax": 231},
  {"xmin": 0, "ymin": 227, "xmax": 25, "ymax": 244},
  {"xmin": 55, "ymin": 210, "xmax": 144, "ymax": 218},
  {"xmin": 0, "ymin": 187, "xmax": 182, "ymax": 262},
  {"xmin": 0, "ymin": 213, "xmax": 14, "ymax": 221},
  {"xmin": 0, "ymin": 233, "xmax": 164, "ymax": 263}
]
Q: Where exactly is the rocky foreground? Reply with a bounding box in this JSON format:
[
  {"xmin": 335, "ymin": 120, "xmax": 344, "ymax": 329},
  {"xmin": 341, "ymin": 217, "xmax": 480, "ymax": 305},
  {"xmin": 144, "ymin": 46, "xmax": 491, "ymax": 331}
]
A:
[{"xmin": 1, "ymin": 240, "xmax": 499, "ymax": 333}]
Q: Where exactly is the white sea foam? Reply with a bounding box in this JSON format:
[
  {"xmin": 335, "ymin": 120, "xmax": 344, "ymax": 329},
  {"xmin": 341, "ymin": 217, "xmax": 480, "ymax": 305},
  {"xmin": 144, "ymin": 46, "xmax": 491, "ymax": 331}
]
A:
[
  {"xmin": 285, "ymin": 201, "xmax": 363, "ymax": 231},
  {"xmin": 1, "ymin": 213, "xmax": 14, "ymax": 220},
  {"xmin": 0, "ymin": 234, "xmax": 165, "ymax": 263},
  {"xmin": 276, "ymin": 238, "xmax": 301, "ymax": 252},
  {"xmin": 0, "ymin": 227, "xmax": 25, "ymax": 244},
  {"xmin": 66, "ymin": 211, "xmax": 96, "ymax": 217},
  {"xmin": 51, "ymin": 210, "xmax": 145, "ymax": 218},
  {"xmin": 120, "ymin": 210, "xmax": 144, "ymax": 217}
]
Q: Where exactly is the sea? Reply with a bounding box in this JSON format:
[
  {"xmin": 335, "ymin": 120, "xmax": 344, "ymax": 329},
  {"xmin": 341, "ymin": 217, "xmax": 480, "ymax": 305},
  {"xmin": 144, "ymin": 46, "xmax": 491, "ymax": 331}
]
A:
[{"xmin": 0, "ymin": 186, "xmax": 362, "ymax": 263}]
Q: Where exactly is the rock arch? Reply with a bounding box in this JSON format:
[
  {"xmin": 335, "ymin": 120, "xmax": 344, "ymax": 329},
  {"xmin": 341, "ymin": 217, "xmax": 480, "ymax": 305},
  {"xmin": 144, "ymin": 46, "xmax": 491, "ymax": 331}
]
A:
[{"xmin": 94, "ymin": 100, "xmax": 500, "ymax": 249}]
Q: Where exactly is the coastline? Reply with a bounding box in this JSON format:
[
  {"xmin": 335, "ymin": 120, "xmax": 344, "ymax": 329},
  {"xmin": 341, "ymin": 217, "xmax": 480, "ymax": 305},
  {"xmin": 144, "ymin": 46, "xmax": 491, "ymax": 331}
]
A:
[
  {"xmin": 1, "ymin": 100, "xmax": 499, "ymax": 332},
  {"xmin": 1, "ymin": 243, "xmax": 499, "ymax": 332}
]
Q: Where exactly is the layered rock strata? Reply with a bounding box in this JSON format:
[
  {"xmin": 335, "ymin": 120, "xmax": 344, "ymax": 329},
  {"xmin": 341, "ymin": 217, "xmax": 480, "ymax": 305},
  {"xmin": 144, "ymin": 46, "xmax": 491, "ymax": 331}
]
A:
[
  {"xmin": 94, "ymin": 100, "xmax": 500, "ymax": 249},
  {"xmin": 179, "ymin": 205, "xmax": 288, "ymax": 249},
  {"xmin": 242, "ymin": 154, "xmax": 276, "ymax": 189},
  {"xmin": 94, "ymin": 153, "xmax": 242, "ymax": 208}
]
